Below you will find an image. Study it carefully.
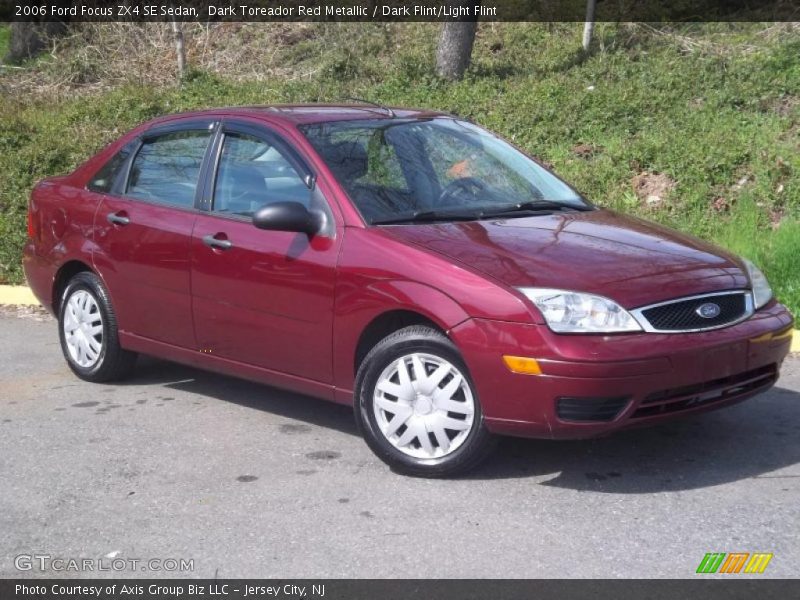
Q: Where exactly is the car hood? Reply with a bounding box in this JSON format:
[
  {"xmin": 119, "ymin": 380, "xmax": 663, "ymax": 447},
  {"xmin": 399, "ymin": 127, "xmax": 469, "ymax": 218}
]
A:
[{"xmin": 381, "ymin": 209, "xmax": 749, "ymax": 308}]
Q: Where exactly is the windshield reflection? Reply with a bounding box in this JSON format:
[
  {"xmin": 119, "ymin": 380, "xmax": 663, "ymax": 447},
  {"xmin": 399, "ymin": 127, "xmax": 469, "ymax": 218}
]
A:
[{"xmin": 300, "ymin": 118, "xmax": 589, "ymax": 224}]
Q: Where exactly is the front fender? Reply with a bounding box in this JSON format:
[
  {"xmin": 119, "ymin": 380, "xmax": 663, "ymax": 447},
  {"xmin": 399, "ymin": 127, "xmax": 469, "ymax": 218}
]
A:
[{"xmin": 332, "ymin": 278, "xmax": 471, "ymax": 396}]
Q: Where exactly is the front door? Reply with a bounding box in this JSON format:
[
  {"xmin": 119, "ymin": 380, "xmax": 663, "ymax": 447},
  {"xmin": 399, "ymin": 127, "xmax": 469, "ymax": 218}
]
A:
[{"xmin": 191, "ymin": 122, "xmax": 340, "ymax": 383}]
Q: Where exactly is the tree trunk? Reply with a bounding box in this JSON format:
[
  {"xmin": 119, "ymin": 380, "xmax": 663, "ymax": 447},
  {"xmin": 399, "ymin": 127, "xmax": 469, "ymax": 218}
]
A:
[
  {"xmin": 435, "ymin": 2, "xmax": 479, "ymax": 81},
  {"xmin": 582, "ymin": 0, "xmax": 597, "ymax": 52},
  {"xmin": 4, "ymin": 21, "xmax": 66, "ymax": 64},
  {"xmin": 171, "ymin": 20, "xmax": 186, "ymax": 80}
]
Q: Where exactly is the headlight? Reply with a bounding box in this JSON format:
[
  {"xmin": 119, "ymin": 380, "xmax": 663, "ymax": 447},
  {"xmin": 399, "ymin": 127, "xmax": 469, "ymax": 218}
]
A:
[
  {"xmin": 517, "ymin": 288, "xmax": 642, "ymax": 333},
  {"xmin": 742, "ymin": 258, "xmax": 773, "ymax": 309}
]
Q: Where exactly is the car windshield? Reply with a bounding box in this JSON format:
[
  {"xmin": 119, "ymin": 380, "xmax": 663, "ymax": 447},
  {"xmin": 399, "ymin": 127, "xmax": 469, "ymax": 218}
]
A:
[{"xmin": 299, "ymin": 117, "xmax": 589, "ymax": 224}]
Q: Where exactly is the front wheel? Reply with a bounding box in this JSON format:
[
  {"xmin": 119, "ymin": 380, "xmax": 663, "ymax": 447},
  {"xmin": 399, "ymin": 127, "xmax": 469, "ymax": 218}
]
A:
[
  {"xmin": 58, "ymin": 271, "xmax": 137, "ymax": 382},
  {"xmin": 355, "ymin": 326, "xmax": 495, "ymax": 477}
]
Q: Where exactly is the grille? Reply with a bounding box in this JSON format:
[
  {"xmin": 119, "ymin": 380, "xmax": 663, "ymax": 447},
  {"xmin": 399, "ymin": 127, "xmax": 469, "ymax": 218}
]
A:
[
  {"xmin": 631, "ymin": 365, "xmax": 776, "ymax": 419},
  {"xmin": 556, "ymin": 396, "xmax": 630, "ymax": 423},
  {"xmin": 638, "ymin": 292, "xmax": 749, "ymax": 332}
]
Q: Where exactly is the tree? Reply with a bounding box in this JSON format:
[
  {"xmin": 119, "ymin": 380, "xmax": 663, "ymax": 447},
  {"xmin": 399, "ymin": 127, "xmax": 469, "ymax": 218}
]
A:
[
  {"xmin": 582, "ymin": 0, "xmax": 597, "ymax": 52},
  {"xmin": 170, "ymin": 21, "xmax": 187, "ymax": 80},
  {"xmin": 4, "ymin": 21, "xmax": 67, "ymax": 64},
  {"xmin": 435, "ymin": 1, "xmax": 479, "ymax": 81}
]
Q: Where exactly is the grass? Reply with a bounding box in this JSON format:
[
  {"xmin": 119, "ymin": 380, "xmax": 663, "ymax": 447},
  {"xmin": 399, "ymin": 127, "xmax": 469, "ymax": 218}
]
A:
[
  {"xmin": 0, "ymin": 23, "xmax": 797, "ymax": 316},
  {"xmin": 715, "ymin": 201, "xmax": 800, "ymax": 316},
  {"xmin": 0, "ymin": 25, "xmax": 9, "ymax": 60}
]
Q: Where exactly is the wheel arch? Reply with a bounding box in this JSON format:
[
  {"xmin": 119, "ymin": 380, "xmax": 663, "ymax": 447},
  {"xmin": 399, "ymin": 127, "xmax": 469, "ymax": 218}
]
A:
[
  {"xmin": 354, "ymin": 309, "xmax": 446, "ymax": 376},
  {"xmin": 52, "ymin": 260, "xmax": 95, "ymax": 313}
]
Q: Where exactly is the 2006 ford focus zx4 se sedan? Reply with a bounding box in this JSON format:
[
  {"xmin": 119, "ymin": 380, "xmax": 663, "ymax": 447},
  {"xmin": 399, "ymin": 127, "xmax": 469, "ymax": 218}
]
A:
[{"xmin": 24, "ymin": 104, "xmax": 794, "ymax": 476}]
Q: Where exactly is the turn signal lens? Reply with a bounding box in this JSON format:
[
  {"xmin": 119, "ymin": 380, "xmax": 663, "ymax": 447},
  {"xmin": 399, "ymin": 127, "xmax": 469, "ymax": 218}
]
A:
[{"xmin": 502, "ymin": 355, "xmax": 542, "ymax": 375}]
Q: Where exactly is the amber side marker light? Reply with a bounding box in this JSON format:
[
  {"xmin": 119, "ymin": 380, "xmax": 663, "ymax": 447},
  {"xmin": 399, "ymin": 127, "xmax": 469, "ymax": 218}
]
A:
[
  {"xmin": 502, "ymin": 355, "xmax": 542, "ymax": 375},
  {"xmin": 27, "ymin": 212, "xmax": 36, "ymax": 239},
  {"xmin": 750, "ymin": 328, "xmax": 794, "ymax": 343}
]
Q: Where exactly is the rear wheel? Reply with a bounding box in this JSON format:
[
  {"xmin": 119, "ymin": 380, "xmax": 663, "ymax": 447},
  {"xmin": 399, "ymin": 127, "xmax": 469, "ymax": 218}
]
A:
[
  {"xmin": 355, "ymin": 325, "xmax": 495, "ymax": 477},
  {"xmin": 58, "ymin": 272, "xmax": 136, "ymax": 382}
]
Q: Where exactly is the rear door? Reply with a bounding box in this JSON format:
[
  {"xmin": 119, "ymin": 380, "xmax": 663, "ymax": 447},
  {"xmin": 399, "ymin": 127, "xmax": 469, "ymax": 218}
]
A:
[
  {"xmin": 93, "ymin": 120, "xmax": 216, "ymax": 348},
  {"xmin": 190, "ymin": 120, "xmax": 340, "ymax": 382}
]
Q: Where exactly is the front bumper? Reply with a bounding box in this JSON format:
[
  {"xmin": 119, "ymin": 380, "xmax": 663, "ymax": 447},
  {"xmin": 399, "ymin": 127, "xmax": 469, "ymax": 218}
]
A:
[{"xmin": 450, "ymin": 302, "xmax": 794, "ymax": 439}]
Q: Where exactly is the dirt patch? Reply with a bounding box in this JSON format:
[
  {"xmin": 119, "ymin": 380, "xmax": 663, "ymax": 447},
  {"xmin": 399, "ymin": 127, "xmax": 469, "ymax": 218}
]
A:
[
  {"xmin": 732, "ymin": 175, "xmax": 751, "ymax": 191},
  {"xmin": 537, "ymin": 158, "xmax": 555, "ymax": 170},
  {"xmin": 760, "ymin": 95, "xmax": 799, "ymax": 118},
  {"xmin": 631, "ymin": 171, "xmax": 676, "ymax": 209},
  {"xmin": 711, "ymin": 196, "xmax": 731, "ymax": 213},
  {"xmin": 572, "ymin": 143, "xmax": 602, "ymax": 159},
  {"xmin": 273, "ymin": 24, "xmax": 316, "ymax": 46},
  {"xmin": 769, "ymin": 208, "xmax": 785, "ymax": 230},
  {"xmin": 0, "ymin": 304, "xmax": 52, "ymax": 321},
  {"xmin": 688, "ymin": 97, "xmax": 705, "ymax": 110}
]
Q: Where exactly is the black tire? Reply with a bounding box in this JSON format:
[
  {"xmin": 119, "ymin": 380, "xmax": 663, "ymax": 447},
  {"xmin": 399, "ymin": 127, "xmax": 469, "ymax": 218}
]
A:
[
  {"xmin": 58, "ymin": 271, "xmax": 137, "ymax": 382},
  {"xmin": 355, "ymin": 325, "xmax": 495, "ymax": 477}
]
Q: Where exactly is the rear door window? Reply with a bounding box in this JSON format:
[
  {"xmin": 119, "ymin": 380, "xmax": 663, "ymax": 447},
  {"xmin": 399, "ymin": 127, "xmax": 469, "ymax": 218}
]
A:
[{"xmin": 126, "ymin": 130, "xmax": 212, "ymax": 208}]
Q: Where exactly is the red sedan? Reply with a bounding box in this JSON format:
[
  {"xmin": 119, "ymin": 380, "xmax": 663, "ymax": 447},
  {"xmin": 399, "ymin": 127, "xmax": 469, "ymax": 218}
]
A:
[{"xmin": 23, "ymin": 104, "xmax": 794, "ymax": 476}]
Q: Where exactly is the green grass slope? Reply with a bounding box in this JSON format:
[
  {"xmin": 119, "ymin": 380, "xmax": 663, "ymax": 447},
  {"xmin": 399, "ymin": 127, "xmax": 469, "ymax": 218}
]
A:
[
  {"xmin": 0, "ymin": 24, "xmax": 10, "ymax": 59},
  {"xmin": 0, "ymin": 23, "xmax": 797, "ymax": 315}
]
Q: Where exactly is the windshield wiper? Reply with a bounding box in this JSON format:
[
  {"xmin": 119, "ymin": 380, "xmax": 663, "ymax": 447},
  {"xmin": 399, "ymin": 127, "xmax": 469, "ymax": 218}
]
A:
[
  {"xmin": 371, "ymin": 210, "xmax": 480, "ymax": 225},
  {"xmin": 371, "ymin": 201, "xmax": 590, "ymax": 225},
  {"xmin": 481, "ymin": 200, "xmax": 591, "ymax": 218}
]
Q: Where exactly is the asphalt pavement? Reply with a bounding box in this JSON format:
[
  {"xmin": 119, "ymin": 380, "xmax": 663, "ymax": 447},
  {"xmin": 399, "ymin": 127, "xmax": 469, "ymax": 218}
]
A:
[{"xmin": 1, "ymin": 310, "xmax": 798, "ymax": 578}]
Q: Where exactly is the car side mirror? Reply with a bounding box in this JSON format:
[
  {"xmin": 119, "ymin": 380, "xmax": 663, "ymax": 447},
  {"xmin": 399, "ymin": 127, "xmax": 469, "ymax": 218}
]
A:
[{"xmin": 252, "ymin": 201, "xmax": 323, "ymax": 236}]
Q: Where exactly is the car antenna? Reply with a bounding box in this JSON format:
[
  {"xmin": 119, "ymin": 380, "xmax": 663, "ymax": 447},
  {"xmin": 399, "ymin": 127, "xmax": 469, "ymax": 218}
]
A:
[{"xmin": 344, "ymin": 97, "xmax": 397, "ymax": 118}]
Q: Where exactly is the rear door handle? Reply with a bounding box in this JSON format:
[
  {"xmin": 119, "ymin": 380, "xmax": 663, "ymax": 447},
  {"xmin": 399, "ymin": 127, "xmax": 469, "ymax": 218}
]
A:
[
  {"xmin": 106, "ymin": 212, "xmax": 130, "ymax": 226},
  {"xmin": 202, "ymin": 234, "xmax": 233, "ymax": 250}
]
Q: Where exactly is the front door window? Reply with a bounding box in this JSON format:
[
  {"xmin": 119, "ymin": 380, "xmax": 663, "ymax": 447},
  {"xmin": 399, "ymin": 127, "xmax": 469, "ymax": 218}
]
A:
[{"xmin": 213, "ymin": 132, "xmax": 310, "ymax": 216}]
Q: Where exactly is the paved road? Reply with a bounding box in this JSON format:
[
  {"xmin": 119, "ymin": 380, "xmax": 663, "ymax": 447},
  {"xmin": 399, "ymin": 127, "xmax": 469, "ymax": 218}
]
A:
[{"xmin": 1, "ymin": 311, "xmax": 798, "ymax": 579}]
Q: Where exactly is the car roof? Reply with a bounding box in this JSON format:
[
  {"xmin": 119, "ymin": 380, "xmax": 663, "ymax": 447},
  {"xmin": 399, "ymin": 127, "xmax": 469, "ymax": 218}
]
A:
[{"xmin": 148, "ymin": 104, "xmax": 452, "ymax": 127}]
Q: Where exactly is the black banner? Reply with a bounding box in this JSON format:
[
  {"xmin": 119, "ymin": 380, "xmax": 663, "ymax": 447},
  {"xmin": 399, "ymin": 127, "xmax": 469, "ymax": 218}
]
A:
[
  {"xmin": 1, "ymin": 0, "xmax": 799, "ymax": 22},
  {"xmin": 3, "ymin": 580, "xmax": 800, "ymax": 600}
]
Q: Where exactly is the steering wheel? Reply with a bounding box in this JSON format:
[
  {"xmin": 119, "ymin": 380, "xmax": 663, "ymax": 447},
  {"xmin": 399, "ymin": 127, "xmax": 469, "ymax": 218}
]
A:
[{"xmin": 438, "ymin": 177, "xmax": 488, "ymax": 206}]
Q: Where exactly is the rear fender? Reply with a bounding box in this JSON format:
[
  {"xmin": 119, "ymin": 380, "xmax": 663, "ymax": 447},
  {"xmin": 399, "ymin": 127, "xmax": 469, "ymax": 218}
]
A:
[{"xmin": 24, "ymin": 182, "xmax": 101, "ymax": 311}]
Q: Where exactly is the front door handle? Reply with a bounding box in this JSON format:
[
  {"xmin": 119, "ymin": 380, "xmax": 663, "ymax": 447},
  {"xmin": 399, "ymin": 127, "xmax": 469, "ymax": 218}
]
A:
[
  {"xmin": 202, "ymin": 234, "xmax": 233, "ymax": 250},
  {"xmin": 106, "ymin": 212, "xmax": 130, "ymax": 226}
]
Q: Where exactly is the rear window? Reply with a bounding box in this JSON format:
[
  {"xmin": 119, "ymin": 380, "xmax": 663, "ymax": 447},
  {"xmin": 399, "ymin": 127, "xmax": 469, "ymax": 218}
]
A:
[{"xmin": 87, "ymin": 144, "xmax": 133, "ymax": 194}]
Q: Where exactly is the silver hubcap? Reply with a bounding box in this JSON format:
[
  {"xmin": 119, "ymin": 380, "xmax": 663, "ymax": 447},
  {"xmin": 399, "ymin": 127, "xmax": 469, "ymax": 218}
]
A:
[
  {"xmin": 63, "ymin": 290, "xmax": 104, "ymax": 368},
  {"xmin": 373, "ymin": 353, "xmax": 475, "ymax": 459}
]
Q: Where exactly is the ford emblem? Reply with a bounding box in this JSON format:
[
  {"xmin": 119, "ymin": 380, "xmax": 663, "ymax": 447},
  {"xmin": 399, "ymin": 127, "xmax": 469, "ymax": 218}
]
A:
[{"xmin": 696, "ymin": 302, "xmax": 721, "ymax": 319}]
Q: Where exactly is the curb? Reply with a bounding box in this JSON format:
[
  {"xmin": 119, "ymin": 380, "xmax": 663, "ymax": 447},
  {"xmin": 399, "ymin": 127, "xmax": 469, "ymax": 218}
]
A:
[
  {"xmin": 0, "ymin": 285, "xmax": 40, "ymax": 306},
  {"xmin": 0, "ymin": 285, "xmax": 798, "ymax": 352}
]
